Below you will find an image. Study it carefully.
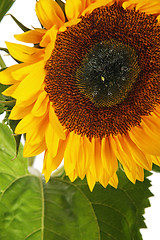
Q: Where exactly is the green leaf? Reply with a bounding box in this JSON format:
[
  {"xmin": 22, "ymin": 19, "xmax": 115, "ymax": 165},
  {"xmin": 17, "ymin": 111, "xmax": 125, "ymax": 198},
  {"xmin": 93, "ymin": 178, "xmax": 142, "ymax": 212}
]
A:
[
  {"xmin": 0, "ymin": 0, "xmax": 15, "ymax": 22},
  {"xmin": 7, "ymin": 14, "xmax": 30, "ymax": 32},
  {"xmin": 0, "ymin": 177, "xmax": 100, "ymax": 239},
  {"xmin": 70, "ymin": 170, "xmax": 152, "ymax": 240},
  {"xmin": 152, "ymin": 164, "xmax": 160, "ymax": 173},
  {"xmin": 0, "ymin": 123, "xmax": 28, "ymax": 195},
  {"xmin": 0, "ymin": 125, "xmax": 152, "ymax": 239}
]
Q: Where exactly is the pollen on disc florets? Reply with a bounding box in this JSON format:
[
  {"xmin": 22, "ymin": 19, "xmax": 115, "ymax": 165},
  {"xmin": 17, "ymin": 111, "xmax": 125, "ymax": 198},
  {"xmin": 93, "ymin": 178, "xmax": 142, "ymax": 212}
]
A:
[
  {"xmin": 76, "ymin": 39, "xmax": 140, "ymax": 107},
  {"xmin": 45, "ymin": 3, "xmax": 160, "ymax": 139}
]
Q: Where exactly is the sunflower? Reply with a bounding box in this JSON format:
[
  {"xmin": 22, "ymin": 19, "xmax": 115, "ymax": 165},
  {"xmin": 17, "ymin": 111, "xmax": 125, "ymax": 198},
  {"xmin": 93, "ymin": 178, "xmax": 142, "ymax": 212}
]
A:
[{"xmin": 0, "ymin": 0, "xmax": 160, "ymax": 191}]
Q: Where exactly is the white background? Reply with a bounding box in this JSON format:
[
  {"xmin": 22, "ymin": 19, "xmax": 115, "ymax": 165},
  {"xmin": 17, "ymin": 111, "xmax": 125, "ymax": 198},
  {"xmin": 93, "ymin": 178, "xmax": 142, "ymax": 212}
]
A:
[{"xmin": 0, "ymin": 1, "xmax": 160, "ymax": 239}]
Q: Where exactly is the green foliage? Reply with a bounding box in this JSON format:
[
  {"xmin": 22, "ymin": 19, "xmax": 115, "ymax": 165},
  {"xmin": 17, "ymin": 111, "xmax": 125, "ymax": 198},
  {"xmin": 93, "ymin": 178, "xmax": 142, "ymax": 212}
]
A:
[
  {"xmin": 7, "ymin": 14, "xmax": 30, "ymax": 32},
  {"xmin": 0, "ymin": 123, "xmax": 28, "ymax": 195},
  {"xmin": 70, "ymin": 170, "xmax": 152, "ymax": 240},
  {"xmin": 152, "ymin": 164, "xmax": 160, "ymax": 173},
  {"xmin": 0, "ymin": 124, "xmax": 152, "ymax": 239},
  {"xmin": 0, "ymin": 0, "xmax": 15, "ymax": 22}
]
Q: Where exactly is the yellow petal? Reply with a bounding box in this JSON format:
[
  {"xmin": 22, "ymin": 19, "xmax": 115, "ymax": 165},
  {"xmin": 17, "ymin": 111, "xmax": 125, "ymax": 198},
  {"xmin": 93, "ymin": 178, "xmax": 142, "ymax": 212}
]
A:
[
  {"xmin": 82, "ymin": 0, "xmax": 115, "ymax": 16},
  {"xmin": 76, "ymin": 135, "xmax": 91, "ymax": 180},
  {"xmin": 68, "ymin": 170, "xmax": 77, "ymax": 182},
  {"xmin": 11, "ymin": 61, "xmax": 45, "ymax": 102},
  {"xmin": 45, "ymin": 122, "xmax": 60, "ymax": 158},
  {"xmin": 136, "ymin": 0, "xmax": 160, "ymax": 15},
  {"xmin": 109, "ymin": 173, "xmax": 118, "ymax": 188},
  {"xmin": 59, "ymin": 19, "xmax": 81, "ymax": 32},
  {"xmin": 136, "ymin": 165, "xmax": 144, "ymax": 182},
  {"xmin": 146, "ymin": 154, "xmax": 160, "ymax": 166},
  {"xmin": 14, "ymin": 29, "xmax": 46, "ymax": 44},
  {"xmin": 129, "ymin": 116, "xmax": 160, "ymax": 156},
  {"xmin": 110, "ymin": 135, "xmax": 137, "ymax": 183},
  {"xmin": 65, "ymin": 0, "xmax": 86, "ymax": 20},
  {"xmin": 15, "ymin": 113, "xmax": 36, "ymax": 134},
  {"xmin": 2, "ymin": 83, "xmax": 19, "ymax": 96},
  {"xmin": 0, "ymin": 63, "xmax": 27, "ymax": 85},
  {"xmin": 49, "ymin": 103, "xmax": 66, "ymax": 140},
  {"xmin": 40, "ymin": 25, "xmax": 58, "ymax": 47},
  {"xmin": 23, "ymin": 140, "xmax": 46, "ymax": 157},
  {"xmin": 122, "ymin": 134, "xmax": 152, "ymax": 170},
  {"xmin": 123, "ymin": 0, "xmax": 160, "ymax": 15},
  {"xmin": 86, "ymin": 170, "xmax": 96, "ymax": 191},
  {"xmin": 6, "ymin": 42, "xmax": 44, "ymax": 63},
  {"xmin": 9, "ymin": 104, "xmax": 34, "ymax": 120},
  {"xmin": 32, "ymin": 91, "xmax": 49, "ymax": 117},
  {"xmin": 98, "ymin": 171, "xmax": 109, "ymax": 188},
  {"xmin": 26, "ymin": 117, "xmax": 48, "ymax": 145},
  {"xmin": 12, "ymin": 61, "xmax": 43, "ymax": 81},
  {"xmin": 36, "ymin": 0, "xmax": 65, "ymax": 29},
  {"xmin": 64, "ymin": 131, "xmax": 80, "ymax": 176},
  {"xmin": 101, "ymin": 136, "xmax": 118, "ymax": 177},
  {"xmin": 43, "ymin": 136, "xmax": 68, "ymax": 182},
  {"xmin": 91, "ymin": 138, "xmax": 104, "ymax": 179}
]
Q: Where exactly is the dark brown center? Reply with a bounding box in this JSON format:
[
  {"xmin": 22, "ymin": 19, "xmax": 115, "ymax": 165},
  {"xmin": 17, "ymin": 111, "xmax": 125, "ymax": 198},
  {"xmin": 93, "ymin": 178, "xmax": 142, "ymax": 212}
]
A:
[
  {"xmin": 76, "ymin": 39, "xmax": 140, "ymax": 107},
  {"xmin": 45, "ymin": 3, "xmax": 160, "ymax": 139}
]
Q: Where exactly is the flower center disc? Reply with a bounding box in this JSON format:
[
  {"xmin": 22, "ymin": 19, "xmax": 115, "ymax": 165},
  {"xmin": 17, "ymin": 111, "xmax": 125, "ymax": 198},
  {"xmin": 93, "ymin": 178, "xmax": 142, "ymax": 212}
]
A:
[
  {"xmin": 76, "ymin": 40, "xmax": 140, "ymax": 107},
  {"xmin": 45, "ymin": 3, "xmax": 160, "ymax": 139}
]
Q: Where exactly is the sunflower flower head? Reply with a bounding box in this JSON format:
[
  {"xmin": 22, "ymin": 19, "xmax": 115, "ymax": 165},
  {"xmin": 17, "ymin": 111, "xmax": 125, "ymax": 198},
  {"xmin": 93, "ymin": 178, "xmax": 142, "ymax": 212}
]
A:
[{"xmin": 1, "ymin": 0, "xmax": 160, "ymax": 191}]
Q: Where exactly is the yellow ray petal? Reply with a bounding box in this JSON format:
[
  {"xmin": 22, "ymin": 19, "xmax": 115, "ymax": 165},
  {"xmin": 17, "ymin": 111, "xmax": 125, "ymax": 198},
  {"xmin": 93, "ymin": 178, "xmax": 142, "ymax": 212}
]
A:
[
  {"xmin": 123, "ymin": 0, "xmax": 160, "ymax": 15},
  {"xmin": 65, "ymin": 0, "xmax": 86, "ymax": 20},
  {"xmin": 14, "ymin": 29, "xmax": 46, "ymax": 44},
  {"xmin": 135, "ymin": 165, "xmax": 144, "ymax": 182},
  {"xmin": 59, "ymin": 19, "xmax": 81, "ymax": 32},
  {"xmin": 129, "ymin": 116, "xmax": 160, "ymax": 156},
  {"xmin": 68, "ymin": 170, "xmax": 77, "ymax": 182},
  {"xmin": 98, "ymin": 171, "xmax": 109, "ymax": 188},
  {"xmin": 43, "ymin": 136, "xmax": 68, "ymax": 182},
  {"xmin": 146, "ymin": 154, "xmax": 160, "ymax": 166},
  {"xmin": 49, "ymin": 103, "xmax": 66, "ymax": 140},
  {"xmin": 32, "ymin": 91, "xmax": 49, "ymax": 117},
  {"xmin": 123, "ymin": 165, "xmax": 136, "ymax": 184},
  {"xmin": 110, "ymin": 135, "xmax": 137, "ymax": 183},
  {"xmin": 82, "ymin": 0, "xmax": 115, "ymax": 16},
  {"xmin": 9, "ymin": 104, "xmax": 34, "ymax": 120},
  {"xmin": 45, "ymin": 122, "xmax": 60, "ymax": 158},
  {"xmin": 109, "ymin": 173, "xmax": 118, "ymax": 188},
  {"xmin": 23, "ymin": 140, "xmax": 46, "ymax": 157},
  {"xmin": 11, "ymin": 61, "xmax": 45, "ymax": 102},
  {"xmin": 86, "ymin": 170, "xmax": 96, "ymax": 191},
  {"xmin": 26, "ymin": 117, "xmax": 48, "ymax": 146},
  {"xmin": 40, "ymin": 25, "xmax": 58, "ymax": 47},
  {"xmin": 64, "ymin": 131, "xmax": 80, "ymax": 176},
  {"xmin": 12, "ymin": 61, "xmax": 43, "ymax": 81},
  {"xmin": 2, "ymin": 82, "xmax": 19, "ymax": 96},
  {"xmin": 15, "ymin": 113, "xmax": 36, "ymax": 134},
  {"xmin": 136, "ymin": 0, "xmax": 160, "ymax": 15},
  {"xmin": 122, "ymin": 134, "xmax": 152, "ymax": 170},
  {"xmin": 5, "ymin": 42, "xmax": 44, "ymax": 63},
  {"xmin": 36, "ymin": 0, "xmax": 65, "ymax": 29},
  {"xmin": 92, "ymin": 138, "xmax": 104, "ymax": 179},
  {"xmin": 76, "ymin": 135, "xmax": 91, "ymax": 180},
  {"xmin": 0, "ymin": 63, "xmax": 27, "ymax": 85},
  {"xmin": 101, "ymin": 136, "xmax": 118, "ymax": 177}
]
